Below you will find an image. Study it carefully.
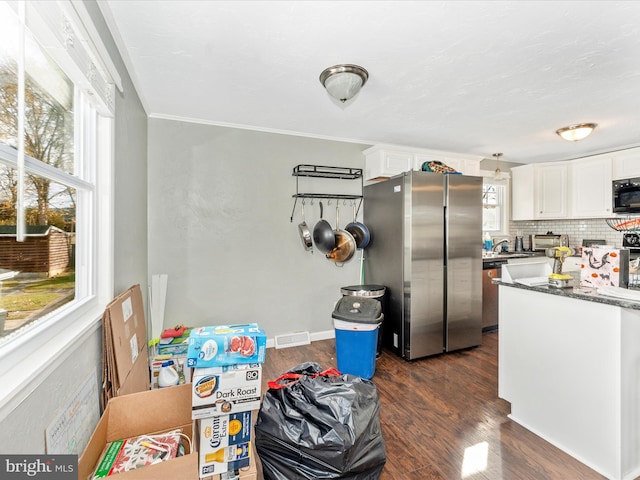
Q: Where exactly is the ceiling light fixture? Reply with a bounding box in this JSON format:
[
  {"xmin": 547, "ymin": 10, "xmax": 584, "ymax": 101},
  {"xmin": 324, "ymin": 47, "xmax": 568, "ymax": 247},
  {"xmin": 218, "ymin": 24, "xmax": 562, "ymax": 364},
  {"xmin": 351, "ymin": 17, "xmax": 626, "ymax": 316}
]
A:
[
  {"xmin": 493, "ymin": 153, "xmax": 504, "ymax": 180},
  {"xmin": 319, "ymin": 64, "xmax": 368, "ymax": 103},
  {"xmin": 555, "ymin": 123, "xmax": 597, "ymax": 142}
]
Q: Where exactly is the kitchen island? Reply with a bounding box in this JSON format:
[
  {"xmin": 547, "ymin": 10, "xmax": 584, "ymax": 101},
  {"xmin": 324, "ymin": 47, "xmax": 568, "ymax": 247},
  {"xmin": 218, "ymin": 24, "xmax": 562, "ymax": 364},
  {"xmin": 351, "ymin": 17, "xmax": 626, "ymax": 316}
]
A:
[{"xmin": 497, "ymin": 280, "xmax": 640, "ymax": 480}]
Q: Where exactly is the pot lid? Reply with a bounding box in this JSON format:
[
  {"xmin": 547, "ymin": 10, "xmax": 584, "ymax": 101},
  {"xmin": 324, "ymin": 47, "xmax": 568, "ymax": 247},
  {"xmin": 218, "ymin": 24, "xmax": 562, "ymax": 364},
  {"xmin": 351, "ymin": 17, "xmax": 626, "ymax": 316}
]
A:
[{"xmin": 326, "ymin": 230, "xmax": 356, "ymax": 263}]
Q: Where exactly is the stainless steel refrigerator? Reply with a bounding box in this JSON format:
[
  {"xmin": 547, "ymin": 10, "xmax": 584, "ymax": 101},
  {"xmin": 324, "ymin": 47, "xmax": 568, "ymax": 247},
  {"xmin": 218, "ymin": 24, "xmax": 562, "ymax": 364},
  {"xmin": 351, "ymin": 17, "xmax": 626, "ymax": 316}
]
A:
[{"xmin": 364, "ymin": 170, "xmax": 482, "ymax": 360}]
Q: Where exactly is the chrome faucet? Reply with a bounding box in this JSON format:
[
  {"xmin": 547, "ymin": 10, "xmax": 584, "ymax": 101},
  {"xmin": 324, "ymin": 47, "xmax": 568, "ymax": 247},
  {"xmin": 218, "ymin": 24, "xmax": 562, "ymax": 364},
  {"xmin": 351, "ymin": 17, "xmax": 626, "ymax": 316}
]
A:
[{"xmin": 493, "ymin": 238, "xmax": 509, "ymax": 252}]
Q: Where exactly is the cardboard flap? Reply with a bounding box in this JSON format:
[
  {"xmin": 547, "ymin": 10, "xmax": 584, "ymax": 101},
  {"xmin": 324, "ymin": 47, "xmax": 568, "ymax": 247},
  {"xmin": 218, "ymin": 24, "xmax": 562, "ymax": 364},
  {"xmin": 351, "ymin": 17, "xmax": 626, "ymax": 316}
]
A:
[
  {"xmin": 106, "ymin": 384, "xmax": 192, "ymax": 441},
  {"xmin": 110, "ymin": 454, "xmax": 198, "ymax": 480}
]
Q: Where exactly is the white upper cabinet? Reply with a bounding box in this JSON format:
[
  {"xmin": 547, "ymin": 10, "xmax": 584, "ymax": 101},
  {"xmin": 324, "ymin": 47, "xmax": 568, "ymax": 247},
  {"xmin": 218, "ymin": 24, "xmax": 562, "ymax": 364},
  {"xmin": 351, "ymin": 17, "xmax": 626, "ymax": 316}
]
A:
[
  {"xmin": 512, "ymin": 152, "xmax": 617, "ymax": 220},
  {"xmin": 511, "ymin": 163, "xmax": 568, "ymax": 220},
  {"xmin": 363, "ymin": 148, "xmax": 413, "ymax": 180},
  {"xmin": 612, "ymin": 147, "xmax": 640, "ymax": 179},
  {"xmin": 363, "ymin": 145, "xmax": 482, "ymax": 181},
  {"xmin": 570, "ymin": 155, "xmax": 613, "ymax": 218},
  {"xmin": 535, "ymin": 162, "xmax": 569, "ymax": 219},
  {"xmin": 511, "ymin": 164, "xmax": 535, "ymax": 220}
]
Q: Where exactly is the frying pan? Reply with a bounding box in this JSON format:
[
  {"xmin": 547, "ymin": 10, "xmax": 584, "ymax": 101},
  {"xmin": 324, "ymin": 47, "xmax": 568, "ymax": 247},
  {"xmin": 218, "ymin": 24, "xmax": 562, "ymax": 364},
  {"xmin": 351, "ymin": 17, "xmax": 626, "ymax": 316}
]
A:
[
  {"xmin": 298, "ymin": 201, "xmax": 313, "ymax": 252},
  {"xmin": 345, "ymin": 202, "xmax": 371, "ymax": 249},
  {"xmin": 313, "ymin": 201, "xmax": 335, "ymax": 254},
  {"xmin": 326, "ymin": 204, "xmax": 356, "ymax": 265}
]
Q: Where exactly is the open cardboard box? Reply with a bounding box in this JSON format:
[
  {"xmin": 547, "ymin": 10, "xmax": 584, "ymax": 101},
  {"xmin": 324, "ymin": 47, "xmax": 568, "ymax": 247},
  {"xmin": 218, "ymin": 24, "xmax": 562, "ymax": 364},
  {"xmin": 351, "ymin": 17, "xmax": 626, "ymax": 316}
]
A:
[{"xmin": 79, "ymin": 384, "xmax": 197, "ymax": 480}]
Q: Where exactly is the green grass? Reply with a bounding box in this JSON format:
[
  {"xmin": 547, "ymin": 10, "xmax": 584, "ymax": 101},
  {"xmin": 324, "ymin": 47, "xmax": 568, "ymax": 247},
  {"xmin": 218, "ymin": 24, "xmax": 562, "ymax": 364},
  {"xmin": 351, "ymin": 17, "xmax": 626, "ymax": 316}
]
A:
[
  {"xmin": 0, "ymin": 271, "xmax": 75, "ymax": 319},
  {"xmin": 23, "ymin": 272, "xmax": 75, "ymax": 292},
  {"xmin": 1, "ymin": 292, "xmax": 60, "ymax": 312}
]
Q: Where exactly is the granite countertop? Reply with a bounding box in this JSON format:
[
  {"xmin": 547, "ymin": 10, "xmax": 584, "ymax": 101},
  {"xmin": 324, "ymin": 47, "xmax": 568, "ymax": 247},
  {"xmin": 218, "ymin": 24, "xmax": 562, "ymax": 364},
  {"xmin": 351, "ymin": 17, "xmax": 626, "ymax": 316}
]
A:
[
  {"xmin": 494, "ymin": 278, "xmax": 640, "ymax": 311},
  {"xmin": 483, "ymin": 251, "xmax": 545, "ymax": 261}
]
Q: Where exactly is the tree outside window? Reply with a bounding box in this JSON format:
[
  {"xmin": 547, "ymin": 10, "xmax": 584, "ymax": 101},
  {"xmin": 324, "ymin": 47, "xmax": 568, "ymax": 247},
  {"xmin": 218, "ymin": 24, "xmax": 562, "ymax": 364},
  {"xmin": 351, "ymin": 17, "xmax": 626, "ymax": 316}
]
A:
[{"xmin": 0, "ymin": 9, "xmax": 76, "ymax": 337}]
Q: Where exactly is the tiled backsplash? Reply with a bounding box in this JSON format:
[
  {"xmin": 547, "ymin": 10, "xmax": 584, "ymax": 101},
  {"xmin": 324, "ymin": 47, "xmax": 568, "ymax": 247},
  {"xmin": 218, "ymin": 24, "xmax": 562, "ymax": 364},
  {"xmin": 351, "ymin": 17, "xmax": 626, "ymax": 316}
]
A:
[{"xmin": 496, "ymin": 219, "xmax": 623, "ymax": 250}]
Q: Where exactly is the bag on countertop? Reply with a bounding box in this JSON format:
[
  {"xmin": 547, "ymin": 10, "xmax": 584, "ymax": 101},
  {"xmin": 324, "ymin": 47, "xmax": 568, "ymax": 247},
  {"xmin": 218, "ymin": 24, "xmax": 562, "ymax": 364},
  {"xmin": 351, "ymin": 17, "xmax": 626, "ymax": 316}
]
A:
[{"xmin": 254, "ymin": 362, "xmax": 386, "ymax": 480}]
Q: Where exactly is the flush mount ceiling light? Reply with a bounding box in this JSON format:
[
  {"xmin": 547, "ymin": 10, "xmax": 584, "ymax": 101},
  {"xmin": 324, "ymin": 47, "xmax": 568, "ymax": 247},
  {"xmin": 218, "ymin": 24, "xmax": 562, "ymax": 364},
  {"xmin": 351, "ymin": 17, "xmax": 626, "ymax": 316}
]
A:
[
  {"xmin": 319, "ymin": 64, "xmax": 368, "ymax": 103},
  {"xmin": 555, "ymin": 123, "xmax": 597, "ymax": 142}
]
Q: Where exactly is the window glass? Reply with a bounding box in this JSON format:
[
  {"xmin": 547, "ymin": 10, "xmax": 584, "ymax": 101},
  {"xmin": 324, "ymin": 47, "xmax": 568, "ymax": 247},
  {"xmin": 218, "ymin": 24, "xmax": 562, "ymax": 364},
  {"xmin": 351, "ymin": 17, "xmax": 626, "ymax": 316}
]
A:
[
  {"xmin": 0, "ymin": 2, "xmax": 19, "ymax": 150},
  {"xmin": 0, "ymin": 5, "xmax": 79, "ymax": 340},
  {"xmin": 482, "ymin": 183, "xmax": 503, "ymax": 232},
  {"xmin": 24, "ymin": 27, "xmax": 75, "ymax": 175}
]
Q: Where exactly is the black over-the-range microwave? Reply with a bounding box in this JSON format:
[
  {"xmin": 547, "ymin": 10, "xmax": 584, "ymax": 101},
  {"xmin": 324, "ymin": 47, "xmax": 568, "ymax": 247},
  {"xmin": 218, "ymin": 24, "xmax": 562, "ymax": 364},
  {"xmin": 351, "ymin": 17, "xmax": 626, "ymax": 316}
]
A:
[{"xmin": 613, "ymin": 177, "xmax": 640, "ymax": 214}]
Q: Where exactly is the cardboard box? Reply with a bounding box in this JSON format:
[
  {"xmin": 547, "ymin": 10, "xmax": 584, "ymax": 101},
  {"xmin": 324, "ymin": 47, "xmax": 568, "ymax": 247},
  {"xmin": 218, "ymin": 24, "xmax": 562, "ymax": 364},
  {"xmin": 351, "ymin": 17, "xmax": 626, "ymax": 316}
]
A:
[
  {"xmin": 102, "ymin": 285, "xmax": 150, "ymax": 404},
  {"xmin": 197, "ymin": 411, "xmax": 252, "ymax": 477},
  {"xmin": 79, "ymin": 384, "xmax": 197, "ymax": 480},
  {"xmin": 192, "ymin": 364, "xmax": 262, "ymax": 419},
  {"xmin": 201, "ymin": 449, "xmax": 257, "ymax": 480},
  {"xmin": 187, "ymin": 324, "xmax": 266, "ymax": 368}
]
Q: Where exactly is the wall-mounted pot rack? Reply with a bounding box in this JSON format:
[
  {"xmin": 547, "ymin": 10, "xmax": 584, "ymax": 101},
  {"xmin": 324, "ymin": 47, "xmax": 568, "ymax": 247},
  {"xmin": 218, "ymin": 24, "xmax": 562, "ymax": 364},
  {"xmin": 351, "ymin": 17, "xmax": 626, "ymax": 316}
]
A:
[{"xmin": 290, "ymin": 164, "xmax": 363, "ymax": 222}]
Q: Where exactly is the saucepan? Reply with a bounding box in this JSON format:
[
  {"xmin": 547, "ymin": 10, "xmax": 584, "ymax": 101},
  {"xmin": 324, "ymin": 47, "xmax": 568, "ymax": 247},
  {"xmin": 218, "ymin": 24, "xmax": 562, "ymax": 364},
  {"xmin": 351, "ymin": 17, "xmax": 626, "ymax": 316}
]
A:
[
  {"xmin": 326, "ymin": 203, "xmax": 356, "ymax": 265},
  {"xmin": 313, "ymin": 201, "xmax": 335, "ymax": 254},
  {"xmin": 298, "ymin": 201, "xmax": 313, "ymax": 252},
  {"xmin": 345, "ymin": 202, "xmax": 371, "ymax": 249}
]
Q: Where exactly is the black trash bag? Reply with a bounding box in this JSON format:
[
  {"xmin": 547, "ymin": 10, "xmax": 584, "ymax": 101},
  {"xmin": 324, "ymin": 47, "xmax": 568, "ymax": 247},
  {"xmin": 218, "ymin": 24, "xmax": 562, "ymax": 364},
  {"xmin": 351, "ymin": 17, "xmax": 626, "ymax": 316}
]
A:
[{"xmin": 255, "ymin": 362, "xmax": 386, "ymax": 480}]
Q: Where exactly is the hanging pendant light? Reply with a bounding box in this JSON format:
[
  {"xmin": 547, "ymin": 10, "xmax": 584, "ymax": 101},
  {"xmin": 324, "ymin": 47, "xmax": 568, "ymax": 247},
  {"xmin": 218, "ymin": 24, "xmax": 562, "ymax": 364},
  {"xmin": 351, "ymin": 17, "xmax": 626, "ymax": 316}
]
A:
[
  {"xmin": 319, "ymin": 64, "xmax": 369, "ymax": 103},
  {"xmin": 493, "ymin": 153, "xmax": 504, "ymax": 180}
]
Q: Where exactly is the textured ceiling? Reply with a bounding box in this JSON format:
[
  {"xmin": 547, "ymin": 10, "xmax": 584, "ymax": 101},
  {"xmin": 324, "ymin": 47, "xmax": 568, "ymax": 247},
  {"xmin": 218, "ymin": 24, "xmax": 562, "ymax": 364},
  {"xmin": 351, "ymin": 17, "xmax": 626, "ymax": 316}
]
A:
[{"xmin": 99, "ymin": 0, "xmax": 640, "ymax": 164}]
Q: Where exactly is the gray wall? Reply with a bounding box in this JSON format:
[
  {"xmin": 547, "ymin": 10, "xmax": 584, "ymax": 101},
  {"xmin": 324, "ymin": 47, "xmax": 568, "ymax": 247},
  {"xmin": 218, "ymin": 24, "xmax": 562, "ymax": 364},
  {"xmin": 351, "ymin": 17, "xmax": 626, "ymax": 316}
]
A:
[
  {"xmin": 148, "ymin": 119, "xmax": 368, "ymax": 339},
  {"xmin": 0, "ymin": 1, "xmax": 148, "ymax": 454}
]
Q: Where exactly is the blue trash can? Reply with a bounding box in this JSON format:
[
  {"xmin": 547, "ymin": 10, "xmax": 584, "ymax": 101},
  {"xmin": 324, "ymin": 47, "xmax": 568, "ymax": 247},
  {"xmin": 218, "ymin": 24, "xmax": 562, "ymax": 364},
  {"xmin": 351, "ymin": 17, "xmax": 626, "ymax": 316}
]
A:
[
  {"xmin": 332, "ymin": 296, "xmax": 383, "ymax": 379},
  {"xmin": 340, "ymin": 285, "xmax": 386, "ymax": 357}
]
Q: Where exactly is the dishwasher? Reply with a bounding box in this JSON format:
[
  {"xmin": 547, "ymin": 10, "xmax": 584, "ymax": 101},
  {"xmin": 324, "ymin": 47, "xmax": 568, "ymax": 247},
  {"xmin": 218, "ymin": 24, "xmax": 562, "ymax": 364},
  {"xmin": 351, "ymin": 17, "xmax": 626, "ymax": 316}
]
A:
[{"xmin": 482, "ymin": 259, "xmax": 507, "ymax": 332}]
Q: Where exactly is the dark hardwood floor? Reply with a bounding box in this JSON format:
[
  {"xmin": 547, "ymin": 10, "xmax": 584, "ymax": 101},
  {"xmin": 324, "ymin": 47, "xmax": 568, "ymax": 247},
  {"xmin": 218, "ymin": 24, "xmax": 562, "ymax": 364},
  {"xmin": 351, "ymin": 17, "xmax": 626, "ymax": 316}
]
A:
[{"xmin": 258, "ymin": 331, "xmax": 606, "ymax": 480}]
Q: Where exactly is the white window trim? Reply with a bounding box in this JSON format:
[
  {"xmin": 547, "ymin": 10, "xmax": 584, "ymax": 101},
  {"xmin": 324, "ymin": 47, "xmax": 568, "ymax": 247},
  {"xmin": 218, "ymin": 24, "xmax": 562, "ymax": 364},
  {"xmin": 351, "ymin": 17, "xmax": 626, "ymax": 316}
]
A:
[
  {"xmin": 480, "ymin": 170, "xmax": 511, "ymax": 237},
  {"xmin": 0, "ymin": 116, "xmax": 113, "ymax": 422},
  {"xmin": 0, "ymin": 1, "xmax": 115, "ymax": 422}
]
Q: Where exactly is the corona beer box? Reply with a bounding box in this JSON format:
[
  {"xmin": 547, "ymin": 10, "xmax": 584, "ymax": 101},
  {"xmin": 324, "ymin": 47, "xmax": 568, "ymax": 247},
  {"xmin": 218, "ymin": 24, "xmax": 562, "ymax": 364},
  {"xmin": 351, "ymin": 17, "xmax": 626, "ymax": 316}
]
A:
[
  {"xmin": 198, "ymin": 411, "xmax": 252, "ymax": 477},
  {"xmin": 186, "ymin": 324, "xmax": 266, "ymax": 368},
  {"xmin": 192, "ymin": 364, "xmax": 262, "ymax": 419}
]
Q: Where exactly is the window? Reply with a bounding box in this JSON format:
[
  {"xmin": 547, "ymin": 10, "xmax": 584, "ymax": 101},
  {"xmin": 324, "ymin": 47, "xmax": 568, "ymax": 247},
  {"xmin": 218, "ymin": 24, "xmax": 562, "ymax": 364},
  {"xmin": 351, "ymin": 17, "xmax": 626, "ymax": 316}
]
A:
[
  {"xmin": 482, "ymin": 177, "xmax": 509, "ymax": 236},
  {"xmin": 0, "ymin": 0, "xmax": 118, "ymax": 414},
  {"xmin": 0, "ymin": 7, "xmax": 79, "ymax": 338}
]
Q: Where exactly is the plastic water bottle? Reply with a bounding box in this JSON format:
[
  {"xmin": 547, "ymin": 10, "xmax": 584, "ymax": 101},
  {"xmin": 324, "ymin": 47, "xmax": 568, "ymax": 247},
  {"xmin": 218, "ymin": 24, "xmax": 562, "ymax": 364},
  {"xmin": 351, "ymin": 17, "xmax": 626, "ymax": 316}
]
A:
[
  {"xmin": 483, "ymin": 232, "xmax": 493, "ymax": 252},
  {"xmin": 158, "ymin": 360, "xmax": 179, "ymax": 388}
]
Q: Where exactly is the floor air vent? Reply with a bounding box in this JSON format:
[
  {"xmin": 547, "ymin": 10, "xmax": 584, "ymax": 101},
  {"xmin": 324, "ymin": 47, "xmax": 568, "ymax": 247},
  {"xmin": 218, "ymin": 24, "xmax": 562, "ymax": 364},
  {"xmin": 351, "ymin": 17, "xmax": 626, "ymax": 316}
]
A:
[{"xmin": 274, "ymin": 331, "xmax": 311, "ymax": 349}]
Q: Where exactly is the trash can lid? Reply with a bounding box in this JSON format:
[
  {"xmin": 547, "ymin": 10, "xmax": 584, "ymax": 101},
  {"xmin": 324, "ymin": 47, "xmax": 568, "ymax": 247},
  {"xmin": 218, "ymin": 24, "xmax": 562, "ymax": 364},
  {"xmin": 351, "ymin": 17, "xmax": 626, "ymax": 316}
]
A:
[
  {"xmin": 340, "ymin": 284, "xmax": 386, "ymax": 297},
  {"xmin": 332, "ymin": 296, "xmax": 382, "ymax": 324}
]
